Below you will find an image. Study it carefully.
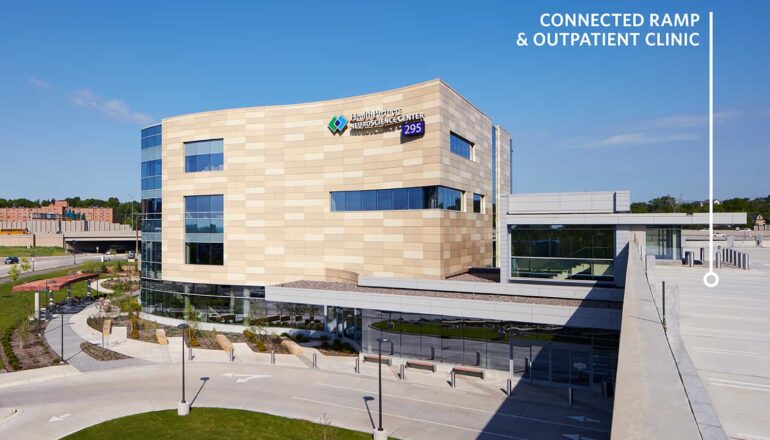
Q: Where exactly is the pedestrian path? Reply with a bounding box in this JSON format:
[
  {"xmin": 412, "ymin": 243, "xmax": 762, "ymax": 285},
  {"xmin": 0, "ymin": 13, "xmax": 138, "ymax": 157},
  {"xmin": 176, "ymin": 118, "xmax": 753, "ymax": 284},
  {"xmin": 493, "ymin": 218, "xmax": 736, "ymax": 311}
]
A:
[{"xmin": 43, "ymin": 304, "xmax": 149, "ymax": 373}]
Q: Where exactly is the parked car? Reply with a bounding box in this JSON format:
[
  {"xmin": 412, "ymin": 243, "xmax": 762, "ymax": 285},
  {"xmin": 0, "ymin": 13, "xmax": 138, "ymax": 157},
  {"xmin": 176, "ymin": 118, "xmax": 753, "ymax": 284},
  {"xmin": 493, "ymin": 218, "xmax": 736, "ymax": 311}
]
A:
[
  {"xmin": 4, "ymin": 256, "xmax": 19, "ymax": 264},
  {"xmin": 127, "ymin": 251, "xmax": 136, "ymax": 259}
]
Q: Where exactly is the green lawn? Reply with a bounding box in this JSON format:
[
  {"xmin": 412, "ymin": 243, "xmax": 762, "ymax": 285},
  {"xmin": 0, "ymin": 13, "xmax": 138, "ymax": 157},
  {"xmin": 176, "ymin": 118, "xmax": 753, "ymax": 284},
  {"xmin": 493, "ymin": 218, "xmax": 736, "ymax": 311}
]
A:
[
  {"xmin": 63, "ymin": 408, "xmax": 373, "ymax": 440},
  {"xmin": 0, "ymin": 246, "xmax": 68, "ymax": 257}
]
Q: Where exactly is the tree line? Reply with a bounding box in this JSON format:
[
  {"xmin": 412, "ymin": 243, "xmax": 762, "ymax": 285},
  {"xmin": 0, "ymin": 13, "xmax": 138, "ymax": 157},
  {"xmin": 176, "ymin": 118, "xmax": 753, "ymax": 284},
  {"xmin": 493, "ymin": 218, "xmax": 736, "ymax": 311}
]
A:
[
  {"xmin": 0, "ymin": 198, "xmax": 141, "ymax": 226},
  {"xmin": 631, "ymin": 195, "xmax": 770, "ymax": 228}
]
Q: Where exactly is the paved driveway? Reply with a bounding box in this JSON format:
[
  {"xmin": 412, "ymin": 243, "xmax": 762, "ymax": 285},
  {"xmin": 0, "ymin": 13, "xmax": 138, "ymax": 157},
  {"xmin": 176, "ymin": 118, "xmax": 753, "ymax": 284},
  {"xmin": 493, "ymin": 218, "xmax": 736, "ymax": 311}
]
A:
[{"xmin": 0, "ymin": 360, "xmax": 612, "ymax": 439}]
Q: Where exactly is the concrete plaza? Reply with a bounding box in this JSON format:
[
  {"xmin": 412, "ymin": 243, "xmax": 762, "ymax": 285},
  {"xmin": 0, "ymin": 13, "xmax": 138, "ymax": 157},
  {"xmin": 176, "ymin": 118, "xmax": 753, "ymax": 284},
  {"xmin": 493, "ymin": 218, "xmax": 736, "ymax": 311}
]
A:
[{"xmin": 0, "ymin": 299, "xmax": 614, "ymax": 439}]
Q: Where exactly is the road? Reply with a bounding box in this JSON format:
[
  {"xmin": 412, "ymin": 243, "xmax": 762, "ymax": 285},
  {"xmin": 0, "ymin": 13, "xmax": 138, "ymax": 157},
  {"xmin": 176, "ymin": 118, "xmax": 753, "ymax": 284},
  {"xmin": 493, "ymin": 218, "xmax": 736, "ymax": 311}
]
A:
[
  {"xmin": 0, "ymin": 254, "xmax": 125, "ymax": 279},
  {"xmin": 0, "ymin": 361, "xmax": 612, "ymax": 440}
]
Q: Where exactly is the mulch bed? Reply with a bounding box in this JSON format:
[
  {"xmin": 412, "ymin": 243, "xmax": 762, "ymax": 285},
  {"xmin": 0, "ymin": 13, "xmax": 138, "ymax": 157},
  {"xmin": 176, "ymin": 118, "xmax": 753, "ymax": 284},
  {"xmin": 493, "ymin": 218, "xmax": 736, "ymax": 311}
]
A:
[
  {"xmin": 317, "ymin": 348, "xmax": 358, "ymax": 357},
  {"xmin": 80, "ymin": 341, "xmax": 131, "ymax": 361},
  {"xmin": 10, "ymin": 322, "xmax": 61, "ymax": 370},
  {"xmin": 85, "ymin": 315, "xmax": 290, "ymax": 353}
]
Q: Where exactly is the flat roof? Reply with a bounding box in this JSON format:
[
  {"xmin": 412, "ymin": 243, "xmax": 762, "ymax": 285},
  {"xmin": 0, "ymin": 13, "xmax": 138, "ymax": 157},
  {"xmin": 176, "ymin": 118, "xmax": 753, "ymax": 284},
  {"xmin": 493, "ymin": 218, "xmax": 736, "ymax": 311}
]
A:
[
  {"xmin": 274, "ymin": 280, "xmax": 621, "ymax": 310},
  {"xmin": 504, "ymin": 212, "xmax": 747, "ymax": 226}
]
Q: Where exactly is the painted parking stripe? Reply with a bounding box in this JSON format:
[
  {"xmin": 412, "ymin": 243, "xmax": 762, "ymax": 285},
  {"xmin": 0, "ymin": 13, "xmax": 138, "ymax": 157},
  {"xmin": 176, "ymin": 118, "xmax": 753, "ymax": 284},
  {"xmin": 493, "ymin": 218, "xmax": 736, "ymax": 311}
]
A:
[
  {"xmin": 709, "ymin": 378, "xmax": 770, "ymax": 393},
  {"xmin": 315, "ymin": 382, "xmax": 610, "ymax": 433},
  {"xmin": 292, "ymin": 397, "xmax": 529, "ymax": 440},
  {"xmin": 692, "ymin": 346, "xmax": 770, "ymax": 359}
]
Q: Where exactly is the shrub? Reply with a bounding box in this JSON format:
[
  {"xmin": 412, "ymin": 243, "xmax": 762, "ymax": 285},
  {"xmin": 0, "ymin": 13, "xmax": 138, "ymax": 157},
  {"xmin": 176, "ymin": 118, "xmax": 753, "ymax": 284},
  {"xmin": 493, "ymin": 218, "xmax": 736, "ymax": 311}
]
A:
[
  {"xmin": 2, "ymin": 324, "xmax": 21, "ymax": 371},
  {"xmin": 256, "ymin": 340, "xmax": 267, "ymax": 352},
  {"xmin": 129, "ymin": 313, "xmax": 139, "ymax": 339},
  {"xmin": 331, "ymin": 338, "xmax": 342, "ymax": 351},
  {"xmin": 341, "ymin": 342, "xmax": 354, "ymax": 353},
  {"xmin": 320, "ymin": 341, "xmax": 330, "ymax": 350},
  {"xmin": 243, "ymin": 329, "xmax": 258, "ymax": 344}
]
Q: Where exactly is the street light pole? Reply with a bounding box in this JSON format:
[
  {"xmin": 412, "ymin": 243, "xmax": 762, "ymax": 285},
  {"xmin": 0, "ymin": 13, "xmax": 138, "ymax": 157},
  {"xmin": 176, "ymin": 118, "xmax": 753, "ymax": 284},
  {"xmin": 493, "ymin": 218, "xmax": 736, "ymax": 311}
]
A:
[
  {"xmin": 60, "ymin": 309, "xmax": 65, "ymax": 363},
  {"xmin": 177, "ymin": 323, "xmax": 190, "ymax": 416},
  {"xmin": 375, "ymin": 337, "xmax": 390, "ymax": 439}
]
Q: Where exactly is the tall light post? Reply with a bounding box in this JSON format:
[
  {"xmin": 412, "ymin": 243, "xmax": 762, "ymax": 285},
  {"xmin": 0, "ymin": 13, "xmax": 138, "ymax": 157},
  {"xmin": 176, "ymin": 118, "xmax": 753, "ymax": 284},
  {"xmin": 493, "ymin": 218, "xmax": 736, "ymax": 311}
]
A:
[
  {"xmin": 375, "ymin": 337, "xmax": 390, "ymax": 439},
  {"xmin": 177, "ymin": 322, "xmax": 190, "ymax": 416}
]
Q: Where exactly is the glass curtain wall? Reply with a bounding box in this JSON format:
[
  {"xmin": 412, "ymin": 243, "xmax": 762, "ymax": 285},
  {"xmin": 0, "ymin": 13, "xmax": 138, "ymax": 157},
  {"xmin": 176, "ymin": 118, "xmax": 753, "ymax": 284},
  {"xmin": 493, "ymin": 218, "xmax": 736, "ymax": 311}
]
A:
[
  {"xmin": 645, "ymin": 226, "xmax": 682, "ymax": 260},
  {"xmin": 510, "ymin": 225, "xmax": 615, "ymax": 281},
  {"xmin": 361, "ymin": 309, "xmax": 618, "ymax": 388},
  {"xmin": 140, "ymin": 125, "xmax": 162, "ymax": 279},
  {"xmin": 140, "ymin": 279, "xmax": 324, "ymax": 328}
]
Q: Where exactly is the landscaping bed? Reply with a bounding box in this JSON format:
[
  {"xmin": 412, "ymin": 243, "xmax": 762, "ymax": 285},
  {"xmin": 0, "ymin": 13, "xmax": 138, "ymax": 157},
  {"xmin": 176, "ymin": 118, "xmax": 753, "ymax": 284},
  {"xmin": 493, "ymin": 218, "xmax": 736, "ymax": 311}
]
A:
[
  {"xmin": 287, "ymin": 333, "xmax": 358, "ymax": 357},
  {"xmin": 80, "ymin": 341, "xmax": 131, "ymax": 361}
]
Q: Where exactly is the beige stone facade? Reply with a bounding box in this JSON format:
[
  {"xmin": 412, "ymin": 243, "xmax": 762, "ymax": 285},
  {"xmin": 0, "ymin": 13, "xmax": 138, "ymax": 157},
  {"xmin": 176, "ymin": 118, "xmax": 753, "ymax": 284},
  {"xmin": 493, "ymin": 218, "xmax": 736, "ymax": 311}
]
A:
[{"xmin": 158, "ymin": 79, "xmax": 510, "ymax": 286}]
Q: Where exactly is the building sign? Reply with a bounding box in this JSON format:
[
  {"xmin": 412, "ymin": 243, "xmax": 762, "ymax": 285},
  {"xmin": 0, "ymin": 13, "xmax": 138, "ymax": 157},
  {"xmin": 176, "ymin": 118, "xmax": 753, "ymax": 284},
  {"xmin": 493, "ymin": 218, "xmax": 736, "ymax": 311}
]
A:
[
  {"xmin": 401, "ymin": 120, "xmax": 425, "ymax": 137},
  {"xmin": 327, "ymin": 114, "xmax": 348, "ymax": 134},
  {"xmin": 329, "ymin": 108, "xmax": 425, "ymax": 136}
]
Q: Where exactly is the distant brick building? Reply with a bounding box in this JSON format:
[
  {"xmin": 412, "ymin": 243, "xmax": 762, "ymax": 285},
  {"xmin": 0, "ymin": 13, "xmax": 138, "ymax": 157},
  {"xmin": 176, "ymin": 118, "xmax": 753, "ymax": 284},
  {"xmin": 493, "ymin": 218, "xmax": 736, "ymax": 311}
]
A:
[{"xmin": 0, "ymin": 200, "xmax": 113, "ymax": 222}]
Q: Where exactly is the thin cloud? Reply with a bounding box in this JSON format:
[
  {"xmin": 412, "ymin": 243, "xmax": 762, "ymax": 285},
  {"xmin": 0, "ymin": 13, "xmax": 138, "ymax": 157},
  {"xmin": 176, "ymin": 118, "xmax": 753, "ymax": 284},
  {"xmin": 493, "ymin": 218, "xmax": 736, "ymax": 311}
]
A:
[
  {"xmin": 69, "ymin": 89, "xmax": 154, "ymax": 125},
  {"xmin": 28, "ymin": 77, "xmax": 51, "ymax": 90},
  {"xmin": 654, "ymin": 111, "xmax": 739, "ymax": 128},
  {"xmin": 598, "ymin": 132, "xmax": 699, "ymax": 146}
]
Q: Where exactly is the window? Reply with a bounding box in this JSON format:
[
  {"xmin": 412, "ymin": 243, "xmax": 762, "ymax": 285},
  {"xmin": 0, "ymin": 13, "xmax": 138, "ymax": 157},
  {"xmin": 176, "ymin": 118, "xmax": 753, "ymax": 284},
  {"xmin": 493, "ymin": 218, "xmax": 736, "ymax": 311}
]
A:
[
  {"xmin": 330, "ymin": 186, "xmax": 463, "ymax": 212},
  {"xmin": 185, "ymin": 243, "xmax": 224, "ymax": 265},
  {"xmin": 473, "ymin": 194, "xmax": 483, "ymax": 213},
  {"xmin": 510, "ymin": 225, "xmax": 615, "ymax": 281},
  {"xmin": 184, "ymin": 195, "xmax": 224, "ymax": 265},
  {"xmin": 184, "ymin": 139, "xmax": 224, "ymax": 173},
  {"xmin": 450, "ymin": 132, "xmax": 474, "ymax": 160}
]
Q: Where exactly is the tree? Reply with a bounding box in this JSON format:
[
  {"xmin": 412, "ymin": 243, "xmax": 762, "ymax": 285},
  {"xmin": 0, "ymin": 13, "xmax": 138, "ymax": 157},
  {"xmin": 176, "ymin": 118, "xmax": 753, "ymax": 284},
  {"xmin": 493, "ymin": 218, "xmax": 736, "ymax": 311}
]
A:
[
  {"xmin": 184, "ymin": 302, "xmax": 200, "ymax": 347},
  {"xmin": 248, "ymin": 304, "xmax": 268, "ymax": 337},
  {"xmin": 7, "ymin": 264, "xmax": 20, "ymax": 282},
  {"xmin": 19, "ymin": 257, "xmax": 31, "ymax": 273}
]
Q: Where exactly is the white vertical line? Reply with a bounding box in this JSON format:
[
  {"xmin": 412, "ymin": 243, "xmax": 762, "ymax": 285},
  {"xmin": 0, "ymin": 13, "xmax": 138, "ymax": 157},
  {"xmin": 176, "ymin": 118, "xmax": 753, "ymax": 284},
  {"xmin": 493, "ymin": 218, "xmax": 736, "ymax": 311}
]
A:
[{"xmin": 709, "ymin": 11, "xmax": 714, "ymax": 272}]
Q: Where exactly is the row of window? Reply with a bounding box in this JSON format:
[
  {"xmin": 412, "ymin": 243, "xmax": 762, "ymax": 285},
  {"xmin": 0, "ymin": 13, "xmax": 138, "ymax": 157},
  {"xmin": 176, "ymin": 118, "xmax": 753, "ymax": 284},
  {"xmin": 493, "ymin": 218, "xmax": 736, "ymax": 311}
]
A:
[
  {"xmin": 141, "ymin": 125, "xmax": 162, "ymax": 150},
  {"xmin": 330, "ymin": 186, "xmax": 484, "ymax": 213},
  {"xmin": 185, "ymin": 139, "xmax": 225, "ymax": 173},
  {"xmin": 330, "ymin": 186, "xmax": 466, "ymax": 212},
  {"xmin": 185, "ymin": 195, "xmax": 224, "ymax": 265},
  {"xmin": 141, "ymin": 159, "xmax": 162, "ymax": 178},
  {"xmin": 141, "ymin": 176, "xmax": 162, "ymax": 191}
]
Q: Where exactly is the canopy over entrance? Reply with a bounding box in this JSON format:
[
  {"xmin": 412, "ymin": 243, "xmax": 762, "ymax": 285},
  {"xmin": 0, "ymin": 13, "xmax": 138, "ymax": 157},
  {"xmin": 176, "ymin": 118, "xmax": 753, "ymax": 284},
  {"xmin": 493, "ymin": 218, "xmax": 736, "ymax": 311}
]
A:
[{"xmin": 11, "ymin": 273, "xmax": 98, "ymax": 292}]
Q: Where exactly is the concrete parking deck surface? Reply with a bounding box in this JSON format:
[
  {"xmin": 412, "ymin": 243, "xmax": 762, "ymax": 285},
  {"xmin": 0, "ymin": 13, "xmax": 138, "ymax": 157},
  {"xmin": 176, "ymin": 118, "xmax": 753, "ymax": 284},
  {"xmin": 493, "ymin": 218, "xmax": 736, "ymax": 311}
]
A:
[{"xmin": 657, "ymin": 246, "xmax": 770, "ymax": 440}]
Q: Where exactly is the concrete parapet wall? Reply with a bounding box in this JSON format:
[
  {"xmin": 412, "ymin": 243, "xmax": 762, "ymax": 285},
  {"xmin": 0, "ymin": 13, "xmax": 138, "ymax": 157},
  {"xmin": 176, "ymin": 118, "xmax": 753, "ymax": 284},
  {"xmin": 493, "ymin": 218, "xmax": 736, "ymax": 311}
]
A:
[
  {"xmin": 266, "ymin": 286, "xmax": 621, "ymax": 330},
  {"xmin": 611, "ymin": 241, "xmax": 700, "ymax": 439},
  {"xmin": 358, "ymin": 276, "xmax": 624, "ymax": 301}
]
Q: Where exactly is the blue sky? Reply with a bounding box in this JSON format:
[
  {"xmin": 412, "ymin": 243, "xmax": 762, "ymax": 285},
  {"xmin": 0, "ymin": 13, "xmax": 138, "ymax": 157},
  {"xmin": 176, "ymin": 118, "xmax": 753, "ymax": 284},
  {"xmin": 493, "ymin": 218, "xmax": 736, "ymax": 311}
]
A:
[{"xmin": 1, "ymin": 0, "xmax": 768, "ymax": 202}]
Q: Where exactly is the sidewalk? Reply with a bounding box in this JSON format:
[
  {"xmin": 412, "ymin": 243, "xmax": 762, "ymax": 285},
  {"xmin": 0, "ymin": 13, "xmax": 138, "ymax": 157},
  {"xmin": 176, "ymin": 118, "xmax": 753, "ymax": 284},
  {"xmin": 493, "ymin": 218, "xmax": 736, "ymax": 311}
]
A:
[
  {"xmin": 43, "ymin": 304, "xmax": 149, "ymax": 372},
  {"xmin": 61, "ymin": 302, "xmax": 611, "ymax": 411}
]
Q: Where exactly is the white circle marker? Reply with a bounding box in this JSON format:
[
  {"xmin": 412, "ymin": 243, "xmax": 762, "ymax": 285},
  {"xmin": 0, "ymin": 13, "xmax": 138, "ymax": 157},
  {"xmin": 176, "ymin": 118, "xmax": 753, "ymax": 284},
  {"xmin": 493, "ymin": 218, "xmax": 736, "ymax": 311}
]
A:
[{"xmin": 703, "ymin": 271, "xmax": 719, "ymax": 288}]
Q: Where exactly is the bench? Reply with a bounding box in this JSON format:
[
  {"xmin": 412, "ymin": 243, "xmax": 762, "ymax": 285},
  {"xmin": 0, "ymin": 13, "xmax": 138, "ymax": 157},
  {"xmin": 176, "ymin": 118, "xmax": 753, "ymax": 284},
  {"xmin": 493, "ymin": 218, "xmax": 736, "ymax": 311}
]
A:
[
  {"xmin": 363, "ymin": 354, "xmax": 392, "ymax": 366},
  {"xmin": 156, "ymin": 329, "xmax": 168, "ymax": 345},
  {"xmin": 102, "ymin": 319, "xmax": 112, "ymax": 336},
  {"xmin": 216, "ymin": 334, "xmax": 235, "ymax": 361},
  {"xmin": 452, "ymin": 366, "xmax": 485, "ymax": 379},
  {"xmin": 406, "ymin": 360, "xmax": 437, "ymax": 373}
]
